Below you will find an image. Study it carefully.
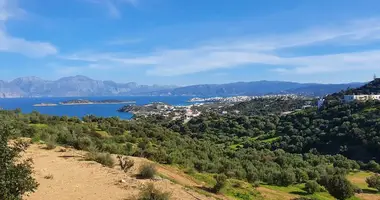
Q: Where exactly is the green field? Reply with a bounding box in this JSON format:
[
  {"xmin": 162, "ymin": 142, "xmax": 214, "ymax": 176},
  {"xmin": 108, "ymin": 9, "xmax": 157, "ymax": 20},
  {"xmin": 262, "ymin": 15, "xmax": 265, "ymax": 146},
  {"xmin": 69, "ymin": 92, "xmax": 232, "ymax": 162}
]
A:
[{"xmin": 188, "ymin": 170, "xmax": 379, "ymax": 200}]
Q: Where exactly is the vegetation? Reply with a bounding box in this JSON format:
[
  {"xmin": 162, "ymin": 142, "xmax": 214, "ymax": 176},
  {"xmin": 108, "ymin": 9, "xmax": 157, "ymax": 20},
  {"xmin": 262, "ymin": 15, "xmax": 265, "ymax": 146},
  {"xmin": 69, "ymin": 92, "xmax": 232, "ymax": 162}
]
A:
[
  {"xmin": 228, "ymin": 98, "xmax": 310, "ymax": 116},
  {"xmin": 304, "ymin": 180, "xmax": 322, "ymax": 194},
  {"xmin": 85, "ymin": 151, "xmax": 115, "ymax": 168},
  {"xmin": 139, "ymin": 164, "xmax": 157, "ymax": 179},
  {"xmin": 117, "ymin": 155, "xmax": 135, "ymax": 172},
  {"xmin": 0, "ymin": 122, "xmax": 38, "ymax": 200},
  {"xmin": 366, "ymin": 174, "xmax": 380, "ymax": 192},
  {"xmin": 138, "ymin": 183, "xmax": 171, "ymax": 200},
  {"xmin": 213, "ymin": 174, "xmax": 227, "ymax": 193},
  {"xmin": 2, "ymin": 79, "xmax": 380, "ymax": 199},
  {"xmin": 321, "ymin": 175, "xmax": 354, "ymax": 200}
]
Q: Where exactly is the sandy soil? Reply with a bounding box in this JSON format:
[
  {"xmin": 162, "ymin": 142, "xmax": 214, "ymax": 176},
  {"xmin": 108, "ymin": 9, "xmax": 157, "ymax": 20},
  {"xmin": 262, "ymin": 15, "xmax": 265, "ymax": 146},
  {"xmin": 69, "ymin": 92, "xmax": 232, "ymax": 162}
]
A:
[{"xmin": 22, "ymin": 144, "xmax": 216, "ymax": 200}]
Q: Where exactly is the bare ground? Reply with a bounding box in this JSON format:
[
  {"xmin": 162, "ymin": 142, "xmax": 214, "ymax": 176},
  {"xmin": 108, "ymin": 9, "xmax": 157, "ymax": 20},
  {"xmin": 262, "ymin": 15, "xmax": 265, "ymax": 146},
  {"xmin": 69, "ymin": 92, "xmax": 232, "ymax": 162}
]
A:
[{"xmin": 23, "ymin": 144, "xmax": 218, "ymax": 200}]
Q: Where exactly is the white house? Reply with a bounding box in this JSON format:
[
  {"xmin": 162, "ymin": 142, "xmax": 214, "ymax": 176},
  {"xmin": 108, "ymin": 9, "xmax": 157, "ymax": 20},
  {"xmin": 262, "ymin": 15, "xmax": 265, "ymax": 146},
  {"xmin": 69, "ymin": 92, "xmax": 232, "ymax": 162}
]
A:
[{"xmin": 344, "ymin": 94, "xmax": 380, "ymax": 102}]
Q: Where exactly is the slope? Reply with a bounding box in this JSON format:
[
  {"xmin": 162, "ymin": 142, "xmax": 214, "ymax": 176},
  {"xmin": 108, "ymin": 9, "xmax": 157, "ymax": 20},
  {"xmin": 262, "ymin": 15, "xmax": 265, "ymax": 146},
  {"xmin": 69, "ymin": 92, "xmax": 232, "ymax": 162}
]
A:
[{"xmin": 23, "ymin": 144, "xmax": 218, "ymax": 200}]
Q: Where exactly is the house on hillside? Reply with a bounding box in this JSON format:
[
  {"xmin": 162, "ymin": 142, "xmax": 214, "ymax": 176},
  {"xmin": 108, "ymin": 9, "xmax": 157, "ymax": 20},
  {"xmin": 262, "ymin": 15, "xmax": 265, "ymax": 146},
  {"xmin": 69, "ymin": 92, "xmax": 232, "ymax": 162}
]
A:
[{"xmin": 343, "ymin": 94, "xmax": 380, "ymax": 102}]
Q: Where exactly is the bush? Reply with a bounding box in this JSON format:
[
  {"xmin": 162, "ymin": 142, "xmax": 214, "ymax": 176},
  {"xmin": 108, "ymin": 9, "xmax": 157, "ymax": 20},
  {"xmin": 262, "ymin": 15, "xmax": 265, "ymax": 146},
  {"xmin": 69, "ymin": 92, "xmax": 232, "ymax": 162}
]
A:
[
  {"xmin": 0, "ymin": 123, "xmax": 39, "ymax": 199},
  {"xmin": 304, "ymin": 180, "xmax": 321, "ymax": 194},
  {"xmin": 252, "ymin": 181, "xmax": 260, "ymax": 188},
  {"xmin": 138, "ymin": 183, "xmax": 170, "ymax": 200},
  {"xmin": 45, "ymin": 140, "xmax": 56, "ymax": 150},
  {"xmin": 322, "ymin": 175, "xmax": 354, "ymax": 200},
  {"xmin": 77, "ymin": 136, "xmax": 94, "ymax": 150},
  {"xmin": 86, "ymin": 151, "xmax": 115, "ymax": 168},
  {"xmin": 353, "ymin": 185, "xmax": 362, "ymax": 194},
  {"xmin": 273, "ymin": 169, "xmax": 296, "ymax": 186},
  {"xmin": 117, "ymin": 155, "xmax": 135, "ymax": 172},
  {"xmin": 139, "ymin": 164, "xmax": 157, "ymax": 179},
  {"xmin": 366, "ymin": 174, "xmax": 380, "ymax": 192},
  {"xmin": 213, "ymin": 174, "xmax": 227, "ymax": 193}
]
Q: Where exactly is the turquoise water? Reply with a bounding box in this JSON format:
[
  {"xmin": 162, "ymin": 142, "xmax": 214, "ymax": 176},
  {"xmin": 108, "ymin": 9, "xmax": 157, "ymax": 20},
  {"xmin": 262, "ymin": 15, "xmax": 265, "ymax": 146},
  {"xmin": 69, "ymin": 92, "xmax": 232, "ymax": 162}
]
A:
[{"xmin": 0, "ymin": 96, "xmax": 193, "ymax": 119}]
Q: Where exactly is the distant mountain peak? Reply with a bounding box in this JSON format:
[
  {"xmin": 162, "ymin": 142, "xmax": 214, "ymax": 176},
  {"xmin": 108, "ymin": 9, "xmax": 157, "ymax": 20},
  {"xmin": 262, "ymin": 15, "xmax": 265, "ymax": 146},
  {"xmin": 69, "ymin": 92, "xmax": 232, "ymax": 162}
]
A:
[
  {"xmin": 0, "ymin": 75, "xmax": 177, "ymax": 98},
  {"xmin": 0, "ymin": 75, "xmax": 367, "ymax": 98},
  {"xmin": 58, "ymin": 75, "xmax": 93, "ymax": 81},
  {"xmin": 12, "ymin": 76, "xmax": 44, "ymax": 82}
]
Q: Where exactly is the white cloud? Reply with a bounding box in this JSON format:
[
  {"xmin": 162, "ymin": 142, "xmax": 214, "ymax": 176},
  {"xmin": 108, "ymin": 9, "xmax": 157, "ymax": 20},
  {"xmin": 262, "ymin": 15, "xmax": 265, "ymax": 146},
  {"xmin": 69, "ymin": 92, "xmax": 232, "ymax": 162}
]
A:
[
  {"xmin": 62, "ymin": 18, "xmax": 380, "ymax": 76},
  {"xmin": 0, "ymin": 0, "xmax": 57, "ymax": 57},
  {"xmin": 0, "ymin": 0, "xmax": 25, "ymax": 21},
  {"xmin": 106, "ymin": 38, "xmax": 142, "ymax": 45},
  {"xmin": 0, "ymin": 31, "xmax": 58, "ymax": 57},
  {"xmin": 86, "ymin": 0, "xmax": 138, "ymax": 18}
]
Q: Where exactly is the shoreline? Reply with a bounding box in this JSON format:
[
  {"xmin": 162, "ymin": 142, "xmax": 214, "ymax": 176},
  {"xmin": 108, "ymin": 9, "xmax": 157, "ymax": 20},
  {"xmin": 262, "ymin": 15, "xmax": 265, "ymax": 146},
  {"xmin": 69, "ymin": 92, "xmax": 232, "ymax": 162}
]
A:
[{"xmin": 59, "ymin": 101, "xmax": 136, "ymax": 106}]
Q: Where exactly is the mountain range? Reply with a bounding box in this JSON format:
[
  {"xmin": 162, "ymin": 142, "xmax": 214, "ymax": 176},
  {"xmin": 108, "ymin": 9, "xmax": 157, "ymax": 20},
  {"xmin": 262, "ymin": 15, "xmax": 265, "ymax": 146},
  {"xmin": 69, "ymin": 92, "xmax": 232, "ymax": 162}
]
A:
[{"xmin": 0, "ymin": 75, "xmax": 364, "ymax": 98}]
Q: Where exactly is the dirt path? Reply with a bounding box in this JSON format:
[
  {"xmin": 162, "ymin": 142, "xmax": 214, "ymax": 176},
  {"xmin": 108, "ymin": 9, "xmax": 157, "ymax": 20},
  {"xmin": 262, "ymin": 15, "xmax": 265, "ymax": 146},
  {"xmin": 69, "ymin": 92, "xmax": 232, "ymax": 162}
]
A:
[{"xmin": 23, "ymin": 144, "xmax": 216, "ymax": 200}]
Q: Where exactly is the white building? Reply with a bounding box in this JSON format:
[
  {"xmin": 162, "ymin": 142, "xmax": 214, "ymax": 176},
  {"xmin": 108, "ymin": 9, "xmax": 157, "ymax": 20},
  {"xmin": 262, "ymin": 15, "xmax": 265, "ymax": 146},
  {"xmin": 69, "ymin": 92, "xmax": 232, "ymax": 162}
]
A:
[{"xmin": 344, "ymin": 94, "xmax": 380, "ymax": 102}]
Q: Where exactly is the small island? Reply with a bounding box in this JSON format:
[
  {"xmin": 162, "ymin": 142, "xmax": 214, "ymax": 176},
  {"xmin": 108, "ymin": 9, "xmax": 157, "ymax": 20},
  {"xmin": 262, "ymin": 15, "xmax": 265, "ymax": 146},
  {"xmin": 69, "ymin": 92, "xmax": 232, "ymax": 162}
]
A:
[
  {"xmin": 33, "ymin": 103, "xmax": 58, "ymax": 107},
  {"xmin": 60, "ymin": 99, "xmax": 136, "ymax": 105}
]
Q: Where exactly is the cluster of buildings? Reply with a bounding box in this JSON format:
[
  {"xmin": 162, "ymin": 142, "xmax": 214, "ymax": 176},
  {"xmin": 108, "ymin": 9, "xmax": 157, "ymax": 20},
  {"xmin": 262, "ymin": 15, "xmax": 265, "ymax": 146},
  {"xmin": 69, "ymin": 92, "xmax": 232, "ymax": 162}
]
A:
[
  {"xmin": 189, "ymin": 94, "xmax": 303, "ymax": 103},
  {"xmin": 343, "ymin": 94, "xmax": 380, "ymax": 102}
]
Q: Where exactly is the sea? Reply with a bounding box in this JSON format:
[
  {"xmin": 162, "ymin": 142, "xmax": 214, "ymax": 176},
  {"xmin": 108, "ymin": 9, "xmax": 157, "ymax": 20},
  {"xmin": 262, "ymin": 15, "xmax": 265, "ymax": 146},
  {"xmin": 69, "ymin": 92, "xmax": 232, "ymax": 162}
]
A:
[{"xmin": 0, "ymin": 96, "xmax": 194, "ymax": 120}]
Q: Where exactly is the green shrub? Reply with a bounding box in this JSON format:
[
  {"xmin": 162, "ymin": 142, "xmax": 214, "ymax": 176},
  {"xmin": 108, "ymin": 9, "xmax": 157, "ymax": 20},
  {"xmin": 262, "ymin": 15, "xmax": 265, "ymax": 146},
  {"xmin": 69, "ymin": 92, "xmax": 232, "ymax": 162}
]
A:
[
  {"xmin": 77, "ymin": 136, "xmax": 94, "ymax": 150},
  {"xmin": 0, "ymin": 123, "xmax": 39, "ymax": 199},
  {"xmin": 252, "ymin": 181, "xmax": 260, "ymax": 188},
  {"xmin": 139, "ymin": 164, "xmax": 157, "ymax": 179},
  {"xmin": 45, "ymin": 140, "xmax": 57, "ymax": 150},
  {"xmin": 86, "ymin": 151, "xmax": 115, "ymax": 168},
  {"xmin": 213, "ymin": 174, "xmax": 227, "ymax": 193},
  {"xmin": 353, "ymin": 185, "xmax": 362, "ymax": 194},
  {"xmin": 138, "ymin": 183, "xmax": 170, "ymax": 200},
  {"xmin": 304, "ymin": 180, "xmax": 321, "ymax": 194},
  {"xmin": 366, "ymin": 174, "xmax": 380, "ymax": 192},
  {"xmin": 322, "ymin": 175, "xmax": 354, "ymax": 200}
]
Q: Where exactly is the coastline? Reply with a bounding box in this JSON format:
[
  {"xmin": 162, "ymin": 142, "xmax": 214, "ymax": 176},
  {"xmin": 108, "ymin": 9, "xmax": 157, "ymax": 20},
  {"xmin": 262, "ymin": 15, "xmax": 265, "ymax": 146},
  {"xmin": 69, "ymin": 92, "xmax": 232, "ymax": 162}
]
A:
[
  {"xmin": 59, "ymin": 101, "xmax": 136, "ymax": 106},
  {"xmin": 59, "ymin": 101, "xmax": 136, "ymax": 105}
]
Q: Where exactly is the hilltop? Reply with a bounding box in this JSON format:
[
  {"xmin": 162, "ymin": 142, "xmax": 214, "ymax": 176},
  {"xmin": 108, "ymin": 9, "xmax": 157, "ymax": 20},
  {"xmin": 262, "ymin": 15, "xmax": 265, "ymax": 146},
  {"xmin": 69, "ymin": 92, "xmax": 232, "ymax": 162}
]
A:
[{"xmin": 345, "ymin": 78, "xmax": 380, "ymax": 95}]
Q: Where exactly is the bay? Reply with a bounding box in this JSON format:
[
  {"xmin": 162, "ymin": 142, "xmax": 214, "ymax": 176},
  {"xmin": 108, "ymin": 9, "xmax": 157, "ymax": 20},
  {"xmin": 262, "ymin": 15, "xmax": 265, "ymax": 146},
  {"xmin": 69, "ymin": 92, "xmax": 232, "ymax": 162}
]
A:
[{"xmin": 0, "ymin": 96, "xmax": 193, "ymax": 119}]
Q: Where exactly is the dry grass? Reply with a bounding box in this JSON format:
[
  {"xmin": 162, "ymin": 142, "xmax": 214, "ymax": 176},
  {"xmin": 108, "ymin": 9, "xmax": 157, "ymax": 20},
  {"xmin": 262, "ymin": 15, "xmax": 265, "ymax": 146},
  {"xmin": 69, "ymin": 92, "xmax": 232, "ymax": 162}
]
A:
[{"xmin": 256, "ymin": 186, "xmax": 297, "ymax": 200}]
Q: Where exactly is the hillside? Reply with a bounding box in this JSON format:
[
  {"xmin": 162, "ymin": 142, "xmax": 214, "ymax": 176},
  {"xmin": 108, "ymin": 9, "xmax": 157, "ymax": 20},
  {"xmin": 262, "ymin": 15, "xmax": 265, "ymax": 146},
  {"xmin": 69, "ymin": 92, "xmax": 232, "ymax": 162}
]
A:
[
  {"xmin": 345, "ymin": 78, "xmax": 380, "ymax": 95},
  {"xmin": 3, "ymin": 79, "xmax": 380, "ymax": 200},
  {"xmin": 148, "ymin": 81, "xmax": 363, "ymax": 97},
  {"xmin": 271, "ymin": 79, "xmax": 380, "ymax": 161},
  {"xmin": 23, "ymin": 143, "xmax": 380, "ymax": 200},
  {"xmin": 0, "ymin": 76, "xmax": 363, "ymax": 98},
  {"xmin": 23, "ymin": 144, "xmax": 218, "ymax": 200}
]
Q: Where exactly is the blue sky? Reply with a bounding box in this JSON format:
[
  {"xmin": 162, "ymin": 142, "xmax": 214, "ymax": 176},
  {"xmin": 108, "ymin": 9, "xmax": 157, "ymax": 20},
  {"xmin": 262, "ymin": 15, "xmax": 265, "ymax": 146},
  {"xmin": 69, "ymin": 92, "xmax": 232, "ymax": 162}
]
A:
[{"xmin": 1, "ymin": 0, "xmax": 380, "ymax": 85}]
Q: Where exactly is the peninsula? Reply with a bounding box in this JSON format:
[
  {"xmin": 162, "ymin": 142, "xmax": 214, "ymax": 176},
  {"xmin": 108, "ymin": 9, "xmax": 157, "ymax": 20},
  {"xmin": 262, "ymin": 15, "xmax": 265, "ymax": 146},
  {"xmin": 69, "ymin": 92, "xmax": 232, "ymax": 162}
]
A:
[{"xmin": 60, "ymin": 99, "xmax": 136, "ymax": 105}]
